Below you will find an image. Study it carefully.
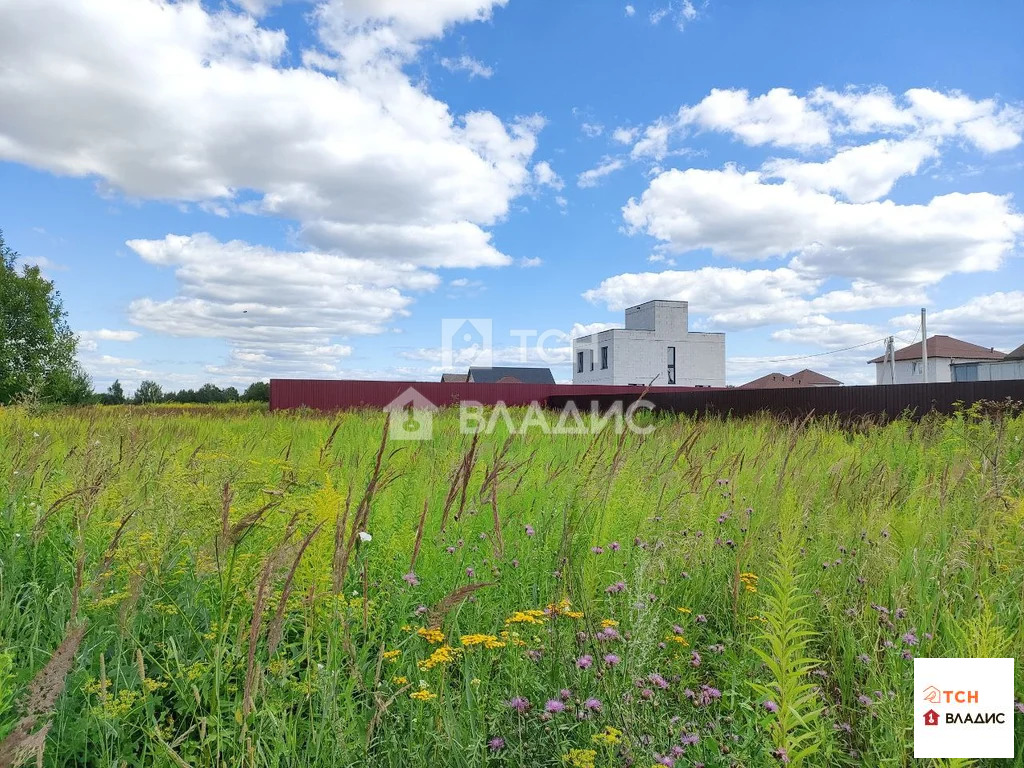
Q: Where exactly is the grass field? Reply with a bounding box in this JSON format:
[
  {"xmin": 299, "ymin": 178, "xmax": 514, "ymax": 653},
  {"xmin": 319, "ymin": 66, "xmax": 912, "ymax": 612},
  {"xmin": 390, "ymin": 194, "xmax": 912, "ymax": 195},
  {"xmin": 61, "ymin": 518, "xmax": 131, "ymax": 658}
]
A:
[{"xmin": 1, "ymin": 404, "xmax": 1022, "ymax": 767}]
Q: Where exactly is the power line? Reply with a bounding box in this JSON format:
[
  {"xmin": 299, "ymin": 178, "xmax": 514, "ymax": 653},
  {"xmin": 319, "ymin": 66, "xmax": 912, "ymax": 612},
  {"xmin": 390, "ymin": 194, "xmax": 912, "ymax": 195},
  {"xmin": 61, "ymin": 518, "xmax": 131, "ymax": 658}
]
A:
[{"xmin": 755, "ymin": 337, "xmax": 888, "ymax": 364}]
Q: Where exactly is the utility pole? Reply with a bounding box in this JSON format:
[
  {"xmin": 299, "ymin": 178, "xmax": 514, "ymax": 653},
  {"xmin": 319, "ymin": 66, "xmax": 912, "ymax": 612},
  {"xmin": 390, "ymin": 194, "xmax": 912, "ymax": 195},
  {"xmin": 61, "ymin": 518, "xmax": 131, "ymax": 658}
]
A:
[
  {"xmin": 920, "ymin": 308, "xmax": 928, "ymax": 384},
  {"xmin": 886, "ymin": 336, "xmax": 896, "ymax": 384}
]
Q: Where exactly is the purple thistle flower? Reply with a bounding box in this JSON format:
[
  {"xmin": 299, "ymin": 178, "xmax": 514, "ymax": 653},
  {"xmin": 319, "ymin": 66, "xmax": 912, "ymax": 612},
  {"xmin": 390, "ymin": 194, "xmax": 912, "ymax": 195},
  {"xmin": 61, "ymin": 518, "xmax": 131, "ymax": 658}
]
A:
[
  {"xmin": 708, "ymin": 643, "xmax": 725, "ymax": 654},
  {"xmin": 901, "ymin": 630, "xmax": 918, "ymax": 646},
  {"xmin": 544, "ymin": 699, "xmax": 566, "ymax": 713},
  {"xmin": 648, "ymin": 673, "xmax": 669, "ymax": 689},
  {"xmin": 488, "ymin": 737, "xmax": 505, "ymax": 752},
  {"xmin": 511, "ymin": 558, "xmax": 519, "ymax": 568},
  {"xmin": 584, "ymin": 697, "xmax": 602, "ymax": 711},
  {"xmin": 680, "ymin": 732, "xmax": 699, "ymax": 746},
  {"xmin": 690, "ymin": 651, "xmax": 702, "ymax": 668},
  {"xmin": 695, "ymin": 613, "xmax": 707, "ymax": 623},
  {"xmin": 414, "ymin": 604, "xmax": 428, "ymax": 616},
  {"xmin": 524, "ymin": 524, "xmax": 535, "ymax": 536},
  {"xmin": 763, "ymin": 700, "xmax": 779, "ymax": 713},
  {"xmin": 857, "ymin": 694, "xmax": 873, "ymax": 706},
  {"xmin": 506, "ymin": 696, "xmax": 530, "ymax": 712},
  {"xmin": 465, "ymin": 567, "xmax": 475, "ymax": 578},
  {"xmin": 445, "ymin": 546, "xmax": 455, "ymax": 554},
  {"xmin": 597, "ymin": 627, "xmax": 621, "ymax": 641},
  {"xmin": 603, "ymin": 653, "xmax": 621, "ymax": 666},
  {"xmin": 609, "ymin": 541, "xmax": 621, "ymax": 551},
  {"xmin": 402, "ymin": 571, "xmax": 419, "ymax": 586},
  {"xmin": 526, "ymin": 649, "xmax": 542, "ymax": 661},
  {"xmin": 773, "ymin": 747, "xmax": 790, "ymax": 763},
  {"xmin": 640, "ymin": 687, "xmax": 654, "ymax": 700},
  {"xmin": 559, "ymin": 688, "xmax": 572, "ymax": 700},
  {"xmin": 605, "ymin": 581, "xmax": 627, "ymax": 594},
  {"xmin": 857, "ymin": 653, "xmax": 870, "ymax": 664},
  {"xmin": 576, "ymin": 654, "xmax": 593, "ymax": 669},
  {"xmin": 902, "ymin": 650, "xmax": 913, "ymax": 660},
  {"xmin": 653, "ymin": 754, "xmax": 674, "ymax": 766},
  {"xmin": 672, "ymin": 624, "xmax": 685, "ymax": 635},
  {"xmin": 591, "ymin": 546, "xmax": 604, "ymax": 554}
]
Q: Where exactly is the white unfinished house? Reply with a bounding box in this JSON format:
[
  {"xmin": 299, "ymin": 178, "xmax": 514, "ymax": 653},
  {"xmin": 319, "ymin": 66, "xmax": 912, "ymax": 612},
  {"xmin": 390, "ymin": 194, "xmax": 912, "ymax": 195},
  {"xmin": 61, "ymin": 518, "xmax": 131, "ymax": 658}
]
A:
[{"xmin": 572, "ymin": 300, "xmax": 725, "ymax": 387}]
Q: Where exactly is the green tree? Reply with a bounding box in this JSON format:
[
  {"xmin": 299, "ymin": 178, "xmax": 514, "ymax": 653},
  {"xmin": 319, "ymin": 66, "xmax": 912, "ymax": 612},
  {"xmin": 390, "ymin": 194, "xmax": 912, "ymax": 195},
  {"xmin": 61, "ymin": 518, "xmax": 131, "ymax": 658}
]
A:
[
  {"xmin": 0, "ymin": 229, "xmax": 90, "ymax": 404},
  {"xmin": 242, "ymin": 381, "xmax": 270, "ymax": 402},
  {"xmin": 133, "ymin": 380, "xmax": 163, "ymax": 404},
  {"xmin": 102, "ymin": 379, "xmax": 125, "ymax": 405}
]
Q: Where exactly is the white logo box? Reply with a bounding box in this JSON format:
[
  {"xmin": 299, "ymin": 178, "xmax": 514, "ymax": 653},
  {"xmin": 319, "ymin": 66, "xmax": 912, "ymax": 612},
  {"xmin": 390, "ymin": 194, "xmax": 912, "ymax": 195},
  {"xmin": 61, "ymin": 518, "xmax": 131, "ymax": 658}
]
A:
[{"xmin": 914, "ymin": 657, "xmax": 1015, "ymax": 759}]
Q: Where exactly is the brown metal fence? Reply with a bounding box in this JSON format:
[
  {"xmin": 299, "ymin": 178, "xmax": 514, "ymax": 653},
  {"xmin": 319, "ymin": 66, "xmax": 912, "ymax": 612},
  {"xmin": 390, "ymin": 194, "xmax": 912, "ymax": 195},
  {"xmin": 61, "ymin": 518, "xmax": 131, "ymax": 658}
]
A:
[
  {"xmin": 546, "ymin": 380, "xmax": 1024, "ymax": 420},
  {"xmin": 268, "ymin": 379, "xmax": 708, "ymax": 411}
]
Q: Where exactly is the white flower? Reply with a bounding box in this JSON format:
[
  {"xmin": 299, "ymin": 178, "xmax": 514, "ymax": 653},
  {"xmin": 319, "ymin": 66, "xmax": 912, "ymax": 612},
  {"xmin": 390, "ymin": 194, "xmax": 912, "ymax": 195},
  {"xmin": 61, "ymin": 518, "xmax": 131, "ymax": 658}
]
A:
[
  {"xmin": 32, "ymin": 432, "xmax": 40, "ymax": 438},
  {"xmin": 358, "ymin": 531, "xmax": 372, "ymax": 543}
]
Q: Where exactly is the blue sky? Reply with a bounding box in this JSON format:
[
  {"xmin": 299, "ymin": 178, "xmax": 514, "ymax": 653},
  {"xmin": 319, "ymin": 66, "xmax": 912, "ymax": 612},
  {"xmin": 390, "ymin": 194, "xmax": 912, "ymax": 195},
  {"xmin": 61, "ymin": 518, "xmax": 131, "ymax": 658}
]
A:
[{"xmin": 1, "ymin": 0, "xmax": 1022, "ymax": 391}]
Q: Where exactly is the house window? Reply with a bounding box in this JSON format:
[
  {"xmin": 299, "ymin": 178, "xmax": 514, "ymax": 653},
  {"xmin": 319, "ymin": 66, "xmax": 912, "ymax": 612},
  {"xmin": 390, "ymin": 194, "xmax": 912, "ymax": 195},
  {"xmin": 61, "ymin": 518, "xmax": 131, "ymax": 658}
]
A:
[
  {"xmin": 589, "ymin": 350, "xmax": 594, "ymax": 371},
  {"xmin": 600, "ymin": 346, "xmax": 609, "ymax": 370},
  {"xmin": 577, "ymin": 351, "xmax": 584, "ymax": 373},
  {"xmin": 911, "ymin": 361, "xmax": 923, "ymax": 375},
  {"xmin": 667, "ymin": 346, "xmax": 676, "ymax": 385}
]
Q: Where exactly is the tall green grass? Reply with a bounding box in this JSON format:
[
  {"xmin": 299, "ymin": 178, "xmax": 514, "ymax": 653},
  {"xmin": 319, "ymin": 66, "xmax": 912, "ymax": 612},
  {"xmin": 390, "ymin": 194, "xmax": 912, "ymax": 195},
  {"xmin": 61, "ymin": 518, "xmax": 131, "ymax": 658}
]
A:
[{"xmin": 0, "ymin": 405, "xmax": 1021, "ymax": 766}]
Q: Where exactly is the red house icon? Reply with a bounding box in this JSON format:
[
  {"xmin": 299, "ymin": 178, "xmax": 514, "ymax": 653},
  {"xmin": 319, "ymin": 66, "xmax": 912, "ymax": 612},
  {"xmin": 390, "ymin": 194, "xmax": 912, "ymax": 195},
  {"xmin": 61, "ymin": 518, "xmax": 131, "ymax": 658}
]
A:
[{"xmin": 923, "ymin": 709, "xmax": 940, "ymax": 726}]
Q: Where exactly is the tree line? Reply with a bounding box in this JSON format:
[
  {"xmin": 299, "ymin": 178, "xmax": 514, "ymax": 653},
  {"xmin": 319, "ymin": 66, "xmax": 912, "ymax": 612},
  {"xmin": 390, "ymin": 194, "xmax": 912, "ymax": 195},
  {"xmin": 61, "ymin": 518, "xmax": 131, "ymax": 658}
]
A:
[
  {"xmin": 2, "ymin": 228, "xmax": 270, "ymax": 406},
  {"xmin": 99, "ymin": 379, "xmax": 269, "ymax": 405}
]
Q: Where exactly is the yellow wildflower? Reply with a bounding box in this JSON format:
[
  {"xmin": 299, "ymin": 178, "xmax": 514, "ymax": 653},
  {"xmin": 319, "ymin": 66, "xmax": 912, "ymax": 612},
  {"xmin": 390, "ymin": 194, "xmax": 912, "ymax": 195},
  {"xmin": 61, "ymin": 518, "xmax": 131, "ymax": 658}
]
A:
[
  {"xmin": 417, "ymin": 627, "xmax": 445, "ymax": 644},
  {"xmin": 600, "ymin": 618, "xmax": 619, "ymax": 628},
  {"xmin": 546, "ymin": 598, "xmax": 584, "ymax": 619},
  {"xmin": 382, "ymin": 649, "xmax": 402, "ymax": 661},
  {"xmin": 460, "ymin": 634, "xmax": 505, "ymax": 649},
  {"xmin": 591, "ymin": 726, "xmax": 622, "ymax": 746},
  {"xmin": 409, "ymin": 689, "xmax": 436, "ymax": 701},
  {"xmin": 142, "ymin": 678, "xmax": 167, "ymax": 693},
  {"xmin": 392, "ymin": 676, "xmax": 409, "ymax": 685},
  {"xmin": 562, "ymin": 748, "xmax": 597, "ymax": 768},
  {"xmin": 665, "ymin": 635, "xmax": 689, "ymax": 646},
  {"xmin": 470, "ymin": 678, "xmax": 481, "ymax": 686},
  {"xmin": 505, "ymin": 609, "xmax": 547, "ymax": 625},
  {"xmin": 676, "ymin": 606, "xmax": 692, "ymax": 614},
  {"xmin": 418, "ymin": 645, "xmax": 459, "ymax": 670}
]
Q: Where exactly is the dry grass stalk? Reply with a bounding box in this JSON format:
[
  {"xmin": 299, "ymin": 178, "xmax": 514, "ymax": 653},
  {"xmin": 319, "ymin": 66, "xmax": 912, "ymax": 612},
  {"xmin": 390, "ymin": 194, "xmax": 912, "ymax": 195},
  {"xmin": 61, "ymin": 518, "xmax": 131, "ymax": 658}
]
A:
[
  {"xmin": 267, "ymin": 522, "xmax": 325, "ymax": 655},
  {"xmin": 319, "ymin": 420, "xmax": 342, "ymax": 466},
  {"xmin": 0, "ymin": 623, "xmax": 87, "ymax": 768},
  {"xmin": 332, "ymin": 486, "xmax": 353, "ymax": 594},
  {"xmin": 409, "ymin": 499, "xmax": 428, "ymax": 573},
  {"xmin": 426, "ymin": 582, "xmax": 495, "ymax": 627}
]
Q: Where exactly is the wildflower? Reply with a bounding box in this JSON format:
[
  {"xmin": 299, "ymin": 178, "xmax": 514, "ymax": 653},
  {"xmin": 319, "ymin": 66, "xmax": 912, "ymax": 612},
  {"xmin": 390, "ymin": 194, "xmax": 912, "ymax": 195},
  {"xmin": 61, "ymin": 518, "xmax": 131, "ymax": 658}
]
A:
[
  {"xmin": 545, "ymin": 699, "xmax": 566, "ymax": 713},
  {"xmin": 772, "ymin": 747, "xmax": 790, "ymax": 763},
  {"xmin": 834, "ymin": 722, "xmax": 852, "ymax": 733},
  {"xmin": 605, "ymin": 581, "xmax": 626, "ymax": 594},
  {"xmin": 857, "ymin": 694, "xmax": 873, "ymax": 706},
  {"xmin": 560, "ymin": 688, "xmax": 573, "ymax": 700},
  {"xmin": 466, "ymin": 567, "xmax": 475, "ymax": 578},
  {"xmin": 414, "ymin": 604, "xmax": 428, "ymax": 616},
  {"xmin": 680, "ymin": 732, "xmax": 699, "ymax": 746},
  {"xmin": 402, "ymin": 572, "xmax": 420, "ymax": 586},
  {"xmin": 526, "ymin": 649, "xmax": 543, "ymax": 661},
  {"xmin": 640, "ymin": 687, "xmax": 654, "ymax": 699},
  {"xmin": 357, "ymin": 531, "xmax": 372, "ymax": 543},
  {"xmin": 708, "ymin": 643, "xmax": 725, "ymax": 654},
  {"xmin": 665, "ymin": 635, "xmax": 689, "ymax": 647},
  {"xmin": 597, "ymin": 626, "xmax": 620, "ymax": 641},
  {"xmin": 381, "ymin": 649, "xmax": 402, "ymax": 661},
  {"xmin": 901, "ymin": 630, "xmax": 918, "ymax": 646},
  {"xmin": 857, "ymin": 653, "xmax": 870, "ymax": 664},
  {"xmin": 576, "ymin": 654, "xmax": 593, "ymax": 669},
  {"xmin": 525, "ymin": 524, "xmax": 535, "ymax": 536},
  {"xmin": 672, "ymin": 624, "xmax": 685, "ymax": 635},
  {"xmin": 488, "ymin": 737, "xmax": 505, "ymax": 752},
  {"xmin": 511, "ymin": 558, "xmax": 519, "ymax": 567},
  {"xmin": 763, "ymin": 700, "xmax": 779, "ymax": 713},
  {"xmin": 460, "ymin": 634, "xmax": 505, "ymax": 649},
  {"xmin": 445, "ymin": 546, "xmax": 455, "ymax": 554},
  {"xmin": 418, "ymin": 645, "xmax": 459, "ymax": 670},
  {"xmin": 417, "ymin": 627, "xmax": 445, "ymax": 644},
  {"xmin": 603, "ymin": 653, "xmax": 621, "ymax": 666},
  {"xmin": 562, "ymin": 748, "xmax": 597, "ymax": 768},
  {"xmin": 902, "ymin": 650, "xmax": 913, "ymax": 660},
  {"xmin": 591, "ymin": 725, "xmax": 620, "ymax": 745},
  {"xmin": 695, "ymin": 614, "xmax": 707, "ymax": 623},
  {"xmin": 609, "ymin": 541, "xmax": 621, "ymax": 551},
  {"xmin": 410, "ymin": 689, "xmax": 436, "ymax": 701},
  {"xmin": 506, "ymin": 696, "xmax": 531, "ymax": 712},
  {"xmin": 676, "ymin": 606, "xmax": 692, "ymax": 614},
  {"xmin": 690, "ymin": 651, "xmax": 702, "ymax": 667},
  {"xmin": 584, "ymin": 697, "xmax": 602, "ymax": 712},
  {"xmin": 392, "ymin": 676, "xmax": 408, "ymax": 685},
  {"xmin": 648, "ymin": 672, "xmax": 669, "ymax": 689},
  {"xmin": 506, "ymin": 609, "xmax": 546, "ymax": 625},
  {"xmin": 693, "ymin": 685, "xmax": 721, "ymax": 707},
  {"xmin": 471, "ymin": 678, "xmax": 481, "ymax": 686}
]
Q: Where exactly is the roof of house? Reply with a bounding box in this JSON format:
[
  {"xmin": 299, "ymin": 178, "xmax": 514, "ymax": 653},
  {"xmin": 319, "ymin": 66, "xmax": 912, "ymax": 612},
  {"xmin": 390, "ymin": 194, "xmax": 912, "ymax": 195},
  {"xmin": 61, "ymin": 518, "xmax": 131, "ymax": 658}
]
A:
[
  {"xmin": 1003, "ymin": 342, "xmax": 1024, "ymax": 361},
  {"xmin": 739, "ymin": 369, "xmax": 842, "ymax": 389},
  {"xmin": 868, "ymin": 335, "xmax": 1005, "ymax": 364},
  {"xmin": 440, "ymin": 373, "xmax": 469, "ymax": 383},
  {"xmin": 466, "ymin": 366, "xmax": 556, "ymax": 384}
]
